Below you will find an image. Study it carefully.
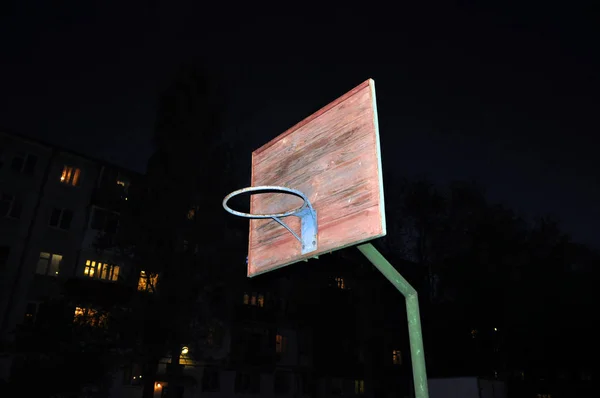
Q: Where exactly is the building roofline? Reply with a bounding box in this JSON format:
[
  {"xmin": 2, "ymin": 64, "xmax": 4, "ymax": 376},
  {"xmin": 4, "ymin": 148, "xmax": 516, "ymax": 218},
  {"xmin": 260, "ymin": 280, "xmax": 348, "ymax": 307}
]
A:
[{"xmin": 1, "ymin": 129, "xmax": 144, "ymax": 176}]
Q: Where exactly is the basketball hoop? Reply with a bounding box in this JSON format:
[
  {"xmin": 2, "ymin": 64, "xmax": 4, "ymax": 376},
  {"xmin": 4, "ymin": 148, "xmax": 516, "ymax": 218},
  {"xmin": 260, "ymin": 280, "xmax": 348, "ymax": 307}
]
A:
[{"xmin": 223, "ymin": 186, "xmax": 318, "ymax": 254}]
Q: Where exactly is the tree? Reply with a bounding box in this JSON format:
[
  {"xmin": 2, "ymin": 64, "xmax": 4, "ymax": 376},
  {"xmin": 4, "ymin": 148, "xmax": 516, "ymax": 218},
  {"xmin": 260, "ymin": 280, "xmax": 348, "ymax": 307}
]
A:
[
  {"xmin": 111, "ymin": 62, "xmax": 245, "ymax": 398},
  {"xmin": 7, "ymin": 296, "xmax": 126, "ymax": 398}
]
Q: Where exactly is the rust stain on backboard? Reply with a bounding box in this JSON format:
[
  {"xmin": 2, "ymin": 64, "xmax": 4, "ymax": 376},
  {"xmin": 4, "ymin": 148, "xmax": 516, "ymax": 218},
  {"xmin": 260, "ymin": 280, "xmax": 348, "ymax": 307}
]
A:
[{"xmin": 248, "ymin": 79, "xmax": 386, "ymax": 277}]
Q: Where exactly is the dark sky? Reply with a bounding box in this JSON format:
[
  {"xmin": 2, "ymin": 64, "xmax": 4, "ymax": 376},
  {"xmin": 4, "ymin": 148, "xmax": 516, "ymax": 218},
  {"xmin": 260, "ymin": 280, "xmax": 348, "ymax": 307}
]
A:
[{"xmin": 1, "ymin": 2, "xmax": 598, "ymax": 247}]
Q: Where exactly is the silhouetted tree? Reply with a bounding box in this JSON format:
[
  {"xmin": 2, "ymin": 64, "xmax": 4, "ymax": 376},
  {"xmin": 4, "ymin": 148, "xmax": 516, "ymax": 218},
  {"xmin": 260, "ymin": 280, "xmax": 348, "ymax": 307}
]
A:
[
  {"xmin": 112, "ymin": 62, "xmax": 245, "ymax": 398},
  {"xmin": 381, "ymin": 175, "xmax": 598, "ymax": 381}
]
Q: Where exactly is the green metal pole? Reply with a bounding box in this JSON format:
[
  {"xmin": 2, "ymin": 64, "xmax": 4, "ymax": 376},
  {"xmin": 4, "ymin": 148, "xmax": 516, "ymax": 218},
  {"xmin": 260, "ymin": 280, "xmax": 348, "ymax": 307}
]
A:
[{"xmin": 357, "ymin": 243, "xmax": 430, "ymax": 398}]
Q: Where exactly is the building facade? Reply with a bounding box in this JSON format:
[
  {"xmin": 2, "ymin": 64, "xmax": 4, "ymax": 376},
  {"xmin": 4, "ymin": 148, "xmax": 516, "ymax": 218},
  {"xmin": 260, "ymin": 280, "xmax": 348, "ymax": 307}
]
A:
[{"xmin": 0, "ymin": 131, "xmax": 139, "ymax": 382}]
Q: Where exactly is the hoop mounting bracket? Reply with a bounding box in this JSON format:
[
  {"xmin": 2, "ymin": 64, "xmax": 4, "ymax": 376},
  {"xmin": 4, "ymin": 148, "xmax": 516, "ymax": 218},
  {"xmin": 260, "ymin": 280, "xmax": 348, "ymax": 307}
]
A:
[{"xmin": 222, "ymin": 186, "xmax": 318, "ymax": 255}]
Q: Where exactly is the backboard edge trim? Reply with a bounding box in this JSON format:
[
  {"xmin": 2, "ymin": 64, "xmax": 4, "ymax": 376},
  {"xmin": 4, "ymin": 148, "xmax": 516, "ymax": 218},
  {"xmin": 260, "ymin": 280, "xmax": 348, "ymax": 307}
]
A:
[
  {"xmin": 370, "ymin": 79, "xmax": 387, "ymax": 236},
  {"xmin": 247, "ymin": 231, "xmax": 386, "ymax": 278},
  {"xmin": 248, "ymin": 152, "xmax": 258, "ymax": 277}
]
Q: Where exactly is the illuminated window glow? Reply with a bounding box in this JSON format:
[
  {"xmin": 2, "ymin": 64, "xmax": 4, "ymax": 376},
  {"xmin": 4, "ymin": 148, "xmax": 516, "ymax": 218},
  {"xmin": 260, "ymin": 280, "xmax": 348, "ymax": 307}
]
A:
[
  {"xmin": 335, "ymin": 277, "xmax": 345, "ymax": 289},
  {"xmin": 138, "ymin": 271, "xmax": 158, "ymax": 292},
  {"xmin": 392, "ymin": 350, "xmax": 402, "ymax": 365},
  {"xmin": 187, "ymin": 207, "xmax": 197, "ymax": 220},
  {"xmin": 243, "ymin": 292, "xmax": 265, "ymax": 307},
  {"xmin": 275, "ymin": 334, "xmax": 287, "ymax": 354},
  {"xmin": 74, "ymin": 306, "xmax": 107, "ymax": 327},
  {"xmin": 60, "ymin": 165, "xmax": 81, "ymax": 186},
  {"xmin": 84, "ymin": 260, "xmax": 119, "ymax": 281}
]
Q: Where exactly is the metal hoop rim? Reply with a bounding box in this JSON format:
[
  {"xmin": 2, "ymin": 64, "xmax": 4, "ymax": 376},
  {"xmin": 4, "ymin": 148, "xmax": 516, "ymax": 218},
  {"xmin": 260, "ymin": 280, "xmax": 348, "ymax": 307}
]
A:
[{"xmin": 222, "ymin": 185, "xmax": 311, "ymax": 219}]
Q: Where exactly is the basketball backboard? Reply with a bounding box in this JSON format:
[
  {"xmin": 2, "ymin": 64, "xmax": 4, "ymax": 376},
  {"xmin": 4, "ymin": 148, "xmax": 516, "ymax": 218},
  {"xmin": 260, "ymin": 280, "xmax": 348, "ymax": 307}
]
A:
[{"xmin": 247, "ymin": 79, "xmax": 385, "ymax": 277}]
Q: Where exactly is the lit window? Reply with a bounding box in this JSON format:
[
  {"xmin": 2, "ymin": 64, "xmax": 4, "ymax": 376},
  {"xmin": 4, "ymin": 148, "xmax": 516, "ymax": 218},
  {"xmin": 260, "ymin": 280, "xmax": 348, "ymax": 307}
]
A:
[
  {"xmin": 275, "ymin": 334, "xmax": 287, "ymax": 354},
  {"xmin": 335, "ymin": 277, "xmax": 345, "ymax": 289},
  {"xmin": 244, "ymin": 293, "xmax": 266, "ymax": 307},
  {"xmin": 74, "ymin": 306, "xmax": 107, "ymax": 327},
  {"xmin": 84, "ymin": 260, "xmax": 119, "ymax": 281},
  {"xmin": 257, "ymin": 294, "xmax": 265, "ymax": 308},
  {"xmin": 60, "ymin": 165, "xmax": 81, "ymax": 186},
  {"xmin": 187, "ymin": 207, "xmax": 197, "ymax": 220},
  {"xmin": 36, "ymin": 252, "xmax": 62, "ymax": 276},
  {"xmin": 392, "ymin": 350, "xmax": 402, "ymax": 365},
  {"xmin": 116, "ymin": 171, "xmax": 130, "ymax": 190},
  {"xmin": 49, "ymin": 207, "xmax": 73, "ymax": 230},
  {"xmin": 138, "ymin": 271, "xmax": 158, "ymax": 292},
  {"xmin": 354, "ymin": 380, "xmax": 365, "ymax": 395},
  {"xmin": 0, "ymin": 193, "xmax": 23, "ymax": 219}
]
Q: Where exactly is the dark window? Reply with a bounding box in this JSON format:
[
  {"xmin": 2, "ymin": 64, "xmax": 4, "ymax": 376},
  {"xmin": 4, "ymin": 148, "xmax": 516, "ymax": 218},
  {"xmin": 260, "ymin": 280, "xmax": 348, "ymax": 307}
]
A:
[
  {"xmin": 11, "ymin": 154, "xmax": 37, "ymax": 174},
  {"xmin": 274, "ymin": 371, "xmax": 291, "ymax": 395},
  {"xmin": 0, "ymin": 195, "xmax": 8, "ymax": 217},
  {"xmin": 91, "ymin": 208, "xmax": 119, "ymax": 233},
  {"xmin": 24, "ymin": 302, "xmax": 37, "ymax": 325},
  {"xmin": 202, "ymin": 368, "xmax": 220, "ymax": 392},
  {"xmin": 10, "ymin": 199, "xmax": 22, "ymax": 219},
  {"xmin": 235, "ymin": 372, "xmax": 260, "ymax": 394},
  {"xmin": 24, "ymin": 155, "xmax": 37, "ymax": 173},
  {"xmin": 0, "ymin": 246, "xmax": 10, "ymax": 272},
  {"xmin": 11, "ymin": 156, "xmax": 23, "ymax": 172},
  {"xmin": 1, "ymin": 193, "xmax": 22, "ymax": 219},
  {"xmin": 60, "ymin": 209, "xmax": 73, "ymax": 229},
  {"xmin": 49, "ymin": 208, "xmax": 61, "ymax": 226},
  {"xmin": 49, "ymin": 208, "xmax": 73, "ymax": 230},
  {"xmin": 123, "ymin": 363, "xmax": 143, "ymax": 386}
]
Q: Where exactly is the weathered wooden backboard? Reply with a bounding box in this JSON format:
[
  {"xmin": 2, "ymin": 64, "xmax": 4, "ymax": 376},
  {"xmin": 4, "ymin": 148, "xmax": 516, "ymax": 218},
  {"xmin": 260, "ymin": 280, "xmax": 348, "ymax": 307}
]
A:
[{"xmin": 248, "ymin": 79, "xmax": 386, "ymax": 277}]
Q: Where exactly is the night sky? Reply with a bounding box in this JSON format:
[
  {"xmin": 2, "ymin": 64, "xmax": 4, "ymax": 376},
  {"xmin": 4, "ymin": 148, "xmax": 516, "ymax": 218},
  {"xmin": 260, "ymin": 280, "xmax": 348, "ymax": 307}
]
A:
[{"xmin": 1, "ymin": 2, "xmax": 598, "ymax": 247}]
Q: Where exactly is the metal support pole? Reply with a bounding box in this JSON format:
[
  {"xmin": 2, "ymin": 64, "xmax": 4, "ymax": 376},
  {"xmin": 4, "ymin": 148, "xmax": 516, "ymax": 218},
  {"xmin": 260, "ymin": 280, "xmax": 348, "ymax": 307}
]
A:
[{"xmin": 357, "ymin": 243, "xmax": 430, "ymax": 398}]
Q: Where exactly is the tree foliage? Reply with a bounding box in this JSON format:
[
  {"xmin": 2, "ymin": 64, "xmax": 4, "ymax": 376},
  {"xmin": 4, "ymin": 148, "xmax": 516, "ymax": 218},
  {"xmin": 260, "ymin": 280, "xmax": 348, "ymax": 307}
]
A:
[
  {"xmin": 383, "ymin": 176, "xmax": 598, "ymax": 377},
  {"xmin": 110, "ymin": 62, "xmax": 245, "ymax": 397}
]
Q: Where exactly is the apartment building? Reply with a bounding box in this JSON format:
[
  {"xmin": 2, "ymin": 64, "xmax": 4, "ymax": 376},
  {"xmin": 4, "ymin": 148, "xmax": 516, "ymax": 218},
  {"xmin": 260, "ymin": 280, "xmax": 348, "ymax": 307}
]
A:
[{"xmin": 0, "ymin": 131, "xmax": 140, "ymax": 382}]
